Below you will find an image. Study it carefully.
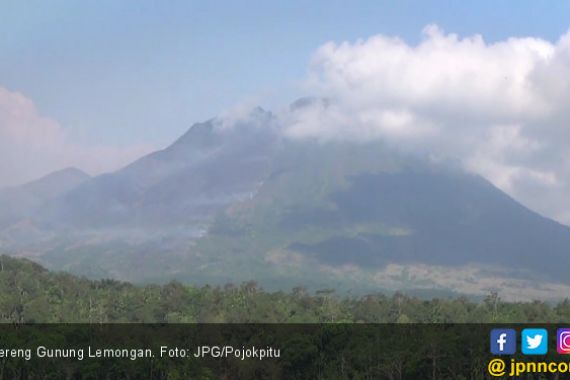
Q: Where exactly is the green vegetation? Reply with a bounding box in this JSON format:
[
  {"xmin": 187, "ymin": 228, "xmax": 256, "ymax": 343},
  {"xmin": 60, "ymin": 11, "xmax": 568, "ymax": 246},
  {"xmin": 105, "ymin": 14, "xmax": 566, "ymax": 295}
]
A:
[
  {"xmin": 1, "ymin": 255, "xmax": 570, "ymax": 323},
  {"xmin": 0, "ymin": 323, "xmax": 495, "ymax": 379}
]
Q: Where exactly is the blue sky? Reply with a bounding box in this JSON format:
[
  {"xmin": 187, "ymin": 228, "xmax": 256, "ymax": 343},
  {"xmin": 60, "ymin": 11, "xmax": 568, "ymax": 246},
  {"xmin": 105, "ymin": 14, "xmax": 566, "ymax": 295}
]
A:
[{"xmin": 2, "ymin": 0, "xmax": 570, "ymax": 148}]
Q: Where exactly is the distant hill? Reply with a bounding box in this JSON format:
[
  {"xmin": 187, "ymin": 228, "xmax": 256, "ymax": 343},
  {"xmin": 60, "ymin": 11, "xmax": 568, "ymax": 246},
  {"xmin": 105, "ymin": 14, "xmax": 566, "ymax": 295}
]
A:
[{"xmin": 2, "ymin": 105, "xmax": 570, "ymax": 299}]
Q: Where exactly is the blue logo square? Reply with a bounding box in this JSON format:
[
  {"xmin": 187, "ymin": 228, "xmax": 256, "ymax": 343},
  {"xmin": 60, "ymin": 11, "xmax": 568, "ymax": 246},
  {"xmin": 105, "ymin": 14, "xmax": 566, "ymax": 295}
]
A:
[
  {"xmin": 490, "ymin": 329, "xmax": 516, "ymax": 355},
  {"xmin": 522, "ymin": 328, "xmax": 548, "ymax": 355}
]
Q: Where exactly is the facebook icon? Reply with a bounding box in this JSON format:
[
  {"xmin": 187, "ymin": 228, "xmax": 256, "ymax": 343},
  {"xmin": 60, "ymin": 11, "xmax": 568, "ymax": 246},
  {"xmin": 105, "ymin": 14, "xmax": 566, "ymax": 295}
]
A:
[{"xmin": 490, "ymin": 329, "xmax": 516, "ymax": 355}]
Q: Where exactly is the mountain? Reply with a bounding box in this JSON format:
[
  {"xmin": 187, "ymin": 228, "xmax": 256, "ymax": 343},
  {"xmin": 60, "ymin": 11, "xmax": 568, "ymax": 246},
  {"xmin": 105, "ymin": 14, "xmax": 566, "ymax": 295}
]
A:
[
  {"xmin": 3, "ymin": 106, "xmax": 570, "ymax": 299},
  {"xmin": 43, "ymin": 108, "xmax": 278, "ymax": 230}
]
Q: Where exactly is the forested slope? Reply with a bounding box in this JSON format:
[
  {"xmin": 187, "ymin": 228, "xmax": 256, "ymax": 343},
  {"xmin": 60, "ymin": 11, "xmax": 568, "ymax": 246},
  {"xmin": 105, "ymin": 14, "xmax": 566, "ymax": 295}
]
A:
[{"xmin": 1, "ymin": 255, "xmax": 569, "ymax": 323}]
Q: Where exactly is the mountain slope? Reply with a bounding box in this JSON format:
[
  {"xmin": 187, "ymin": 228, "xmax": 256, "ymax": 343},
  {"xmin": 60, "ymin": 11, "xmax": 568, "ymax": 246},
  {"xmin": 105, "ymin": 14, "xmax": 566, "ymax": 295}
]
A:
[
  {"xmin": 44, "ymin": 109, "xmax": 278, "ymax": 229},
  {"xmin": 195, "ymin": 140, "xmax": 570, "ymax": 290}
]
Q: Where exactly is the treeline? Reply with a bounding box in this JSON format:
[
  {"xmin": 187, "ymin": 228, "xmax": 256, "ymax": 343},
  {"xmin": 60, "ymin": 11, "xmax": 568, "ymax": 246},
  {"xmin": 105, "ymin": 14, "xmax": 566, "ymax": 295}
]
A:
[{"xmin": 1, "ymin": 255, "xmax": 569, "ymax": 323}]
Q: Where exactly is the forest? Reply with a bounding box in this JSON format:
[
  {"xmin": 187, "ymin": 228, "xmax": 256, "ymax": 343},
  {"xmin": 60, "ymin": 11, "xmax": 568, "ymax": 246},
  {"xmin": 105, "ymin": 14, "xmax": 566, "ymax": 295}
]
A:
[{"xmin": 1, "ymin": 255, "xmax": 569, "ymax": 323}]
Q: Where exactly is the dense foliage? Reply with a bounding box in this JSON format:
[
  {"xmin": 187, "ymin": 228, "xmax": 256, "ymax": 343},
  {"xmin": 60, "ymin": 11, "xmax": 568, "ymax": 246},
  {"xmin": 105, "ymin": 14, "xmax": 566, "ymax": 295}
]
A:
[
  {"xmin": 1, "ymin": 255, "xmax": 569, "ymax": 323},
  {"xmin": 0, "ymin": 324, "xmax": 495, "ymax": 379}
]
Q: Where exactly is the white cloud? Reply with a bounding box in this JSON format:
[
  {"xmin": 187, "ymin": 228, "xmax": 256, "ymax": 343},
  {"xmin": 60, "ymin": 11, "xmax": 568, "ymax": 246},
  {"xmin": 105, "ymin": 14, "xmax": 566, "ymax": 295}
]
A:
[
  {"xmin": 0, "ymin": 87, "xmax": 153, "ymax": 188},
  {"xmin": 285, "ymin": 25, "xmax": 570, "ymax": 224}
]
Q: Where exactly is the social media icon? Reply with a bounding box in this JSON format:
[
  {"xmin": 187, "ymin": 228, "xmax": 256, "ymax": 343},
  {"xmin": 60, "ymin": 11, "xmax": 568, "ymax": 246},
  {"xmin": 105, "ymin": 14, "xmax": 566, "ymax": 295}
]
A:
[
  {"xmin": 522, "ymin": 329, "xmax": 548, "ymax": 355},
  {"xmin": 557, "ymin": 328, "xmax": 570, "ymax": 354},
  {"xmin": 490, "ymin": 329, "xmax": 516, "ymax": 355}
]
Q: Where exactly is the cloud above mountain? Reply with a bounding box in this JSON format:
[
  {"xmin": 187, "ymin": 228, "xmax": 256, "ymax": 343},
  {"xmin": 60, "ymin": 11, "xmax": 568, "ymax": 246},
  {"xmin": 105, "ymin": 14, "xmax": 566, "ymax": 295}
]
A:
[
  {"xmin": 0, "ymin": 87, "xmax": 153, "ymax": 188},
  {"xmin": 284, "ymin": 25, "xmax": 570, "ymax": 224}
]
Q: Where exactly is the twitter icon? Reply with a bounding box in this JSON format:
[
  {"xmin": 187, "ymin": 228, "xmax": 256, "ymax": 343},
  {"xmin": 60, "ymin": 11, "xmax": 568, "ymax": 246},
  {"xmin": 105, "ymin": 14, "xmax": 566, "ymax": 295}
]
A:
[{"xmin": 522, "ymin": 329, "xmax": 548, "ymax": 355}]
